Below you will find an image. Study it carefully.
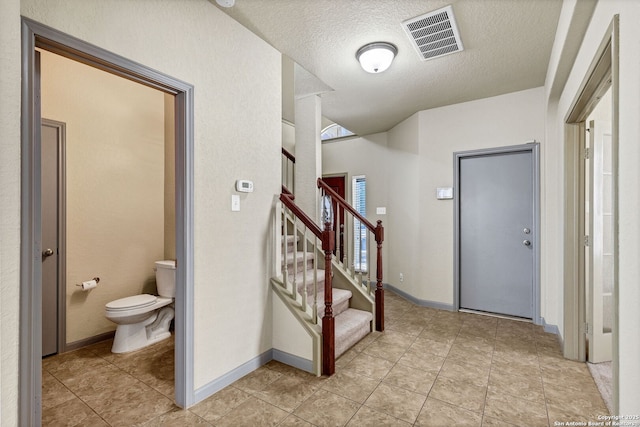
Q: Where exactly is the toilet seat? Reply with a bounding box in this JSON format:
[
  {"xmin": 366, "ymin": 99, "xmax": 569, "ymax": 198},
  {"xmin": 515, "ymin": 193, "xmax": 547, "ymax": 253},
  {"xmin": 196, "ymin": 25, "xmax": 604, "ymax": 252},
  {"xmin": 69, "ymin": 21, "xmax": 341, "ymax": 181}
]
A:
[{"xmin": 106, "ymin": 294, "xmax": 157, "ymax": 312}]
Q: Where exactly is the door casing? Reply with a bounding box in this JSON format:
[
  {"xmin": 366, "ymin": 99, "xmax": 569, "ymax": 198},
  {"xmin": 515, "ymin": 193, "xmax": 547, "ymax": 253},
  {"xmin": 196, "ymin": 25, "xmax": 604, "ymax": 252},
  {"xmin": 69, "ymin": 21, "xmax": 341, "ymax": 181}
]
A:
[
  {"xmin": 454, "ymin": 143, "xmax": 541, "ymax": 324},
  {"xmin": 21, "ymin": 17, "xmax": 195, "ymax": 424}
]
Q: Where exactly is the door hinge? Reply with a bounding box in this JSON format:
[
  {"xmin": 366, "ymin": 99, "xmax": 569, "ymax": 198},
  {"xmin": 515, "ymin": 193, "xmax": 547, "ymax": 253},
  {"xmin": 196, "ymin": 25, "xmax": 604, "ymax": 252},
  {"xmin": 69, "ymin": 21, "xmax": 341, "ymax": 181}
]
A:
[
  {"xmin": 583, "ymin": 148, "xmax": 590, "ymax": 159},
  {"xmin": 585, "ymin": 322, "xmax": 590, "ymax": 334},
  {"xmin": 583, "ymin": 235, "xmax": 590, "ymax": 246}
]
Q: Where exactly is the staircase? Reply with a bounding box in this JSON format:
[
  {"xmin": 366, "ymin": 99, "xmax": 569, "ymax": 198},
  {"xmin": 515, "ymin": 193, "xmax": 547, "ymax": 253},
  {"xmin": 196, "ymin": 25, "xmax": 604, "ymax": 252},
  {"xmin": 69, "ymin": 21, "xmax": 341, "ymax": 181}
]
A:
[
  {"xmin": 282, "ymin": 234, "xmax": 373, "ymax": 359},
  {"xmin": 273, "ymin": 148, "xmax": 385, "ymax": 376}
]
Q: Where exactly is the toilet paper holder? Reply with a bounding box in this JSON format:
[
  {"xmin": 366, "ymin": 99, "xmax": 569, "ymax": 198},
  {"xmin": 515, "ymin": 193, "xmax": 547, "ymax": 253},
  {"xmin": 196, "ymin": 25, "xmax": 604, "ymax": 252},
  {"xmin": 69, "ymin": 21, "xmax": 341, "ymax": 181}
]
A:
[{"xmin": 76, "ymin": 277, "xmax": 100, "ymax": 287}]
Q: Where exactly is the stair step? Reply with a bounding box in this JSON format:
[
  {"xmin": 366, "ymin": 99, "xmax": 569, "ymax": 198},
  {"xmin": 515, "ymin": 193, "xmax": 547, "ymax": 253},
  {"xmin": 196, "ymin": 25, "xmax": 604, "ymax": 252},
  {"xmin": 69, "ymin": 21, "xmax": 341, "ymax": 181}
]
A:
[
  {"xmin": 318, "ymin": 288, "xmax": 351, "ymax": 318},
  {"xmin": 285, "ymin": 251, "xmax": 315, "ymax": 274},
  {"xmin": 282, "ymin": 235, "xmax": 298, "ymax": 254},
  {"xmin": 288, "ymin": 269, "xmax": 326, "ymax": 296},
  {"xmin": 334, "ymin": 308, "xmax": 373, "ymax": 358}
]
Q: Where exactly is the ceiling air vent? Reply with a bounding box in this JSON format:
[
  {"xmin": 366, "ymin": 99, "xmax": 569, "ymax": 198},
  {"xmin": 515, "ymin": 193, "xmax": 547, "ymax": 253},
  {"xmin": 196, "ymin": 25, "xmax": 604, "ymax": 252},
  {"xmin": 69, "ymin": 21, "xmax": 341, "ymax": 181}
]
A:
[{"xmin": 402, "ymin": 5, "xmax": 464, "ymax": 61}]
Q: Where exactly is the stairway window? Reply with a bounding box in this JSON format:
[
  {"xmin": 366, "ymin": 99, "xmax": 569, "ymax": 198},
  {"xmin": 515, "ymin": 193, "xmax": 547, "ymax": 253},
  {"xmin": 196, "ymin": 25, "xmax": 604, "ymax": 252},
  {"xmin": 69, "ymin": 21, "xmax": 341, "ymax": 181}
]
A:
[{"xmin": 352, "ymin": 175, "xmax": 367, "ymax": 272}]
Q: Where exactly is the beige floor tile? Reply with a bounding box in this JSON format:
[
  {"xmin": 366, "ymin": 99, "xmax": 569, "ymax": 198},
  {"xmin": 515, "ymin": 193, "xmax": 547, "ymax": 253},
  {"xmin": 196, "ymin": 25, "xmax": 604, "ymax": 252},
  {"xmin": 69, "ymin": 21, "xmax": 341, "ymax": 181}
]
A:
[
  {"xmin": 415, "ymin": 397, "xmax": 482, "ymax": 427},
  {"xmin": 450, "ymin": 336, "xmax": 495, "ymax": 354},
  {"xmin": 396, "ymin": 347, "xmax": 445, "ymax": 373},
  {"xmin": 364, "ymin": 382, "xmax": 426, "ymax": 424},
  {"xmin": 410, "ymin": 336, "xmax": 453, "ymax": 358},
  {"xmin": 139, "ymin": 407, "xmax": 212, "ymax": 426},
  {"xmin": 482, "ymin": 415, "xmax": 519, "ymax": 426},
  {"xmin": 83, "ymin": 382, "xmax": 175, "ymax": 426},
  {"xmin": 254, "ymin": 374, "xmax": 320, "ymax": 411},
  {"xmin": 40, "ymin": 290, "xmax": 609, "ymax": 427},
  {"xmin": 439, "ymin": 358, "xmax": 491, "ymax": 385},
  {"xmin": 321, "ymin": 370, "xmax": 380, "ymax": 403},
  {"xmin": 346, "ymin": 405, "xmax": 412, "ymax": 426},
  {"xmin": 546, "ymin": 403, "xmax": 611, "ymax": 426},
  {"xmin": 189, "ymin": 386, "xmax": 251, "ymax": 422},
  {"xmin": 42, "ymin": 371, "xmax": 76, "ymax": 410},
  {"xmin": 294, "ymin": 389, "xmax": 360, "ymax": 426},
  {"xmin": 429, "ymin": 376, "xmax": 487, "ymax": 413},
  {"xmin": 488, "ymin": 370, "xmax": 545, "ymax": 403},
  {"xmin": 279, "ymin": 414, "xmax": 315, "ymax": 426},
  {"xmin": 483, "ymin": 391, "xmax": 549, "ymax": 427},
  {"xmin": 344, "ymin": 352, "xmax": 395, "ymax": 380},
  {"xmin": 232, "ymin": 366, "xmax": 283, "ymax": 394},
  {"xmin": 543, "ymin": 382, "xmax": 608, "ymax": 419},
  {"xmin": 445, "ymin": 347, "xmax": 493, "ymax": 370},
  {"xmin": 214, "ymin": 396, "xmax": 289, "ymax": 427},
  {"xmin": 383, "ymin": 363, "xmax": 437, "ymax": 395},
  {"xmin": 42, "ymin": 397, "xmax": 107, "ymax": 427}
]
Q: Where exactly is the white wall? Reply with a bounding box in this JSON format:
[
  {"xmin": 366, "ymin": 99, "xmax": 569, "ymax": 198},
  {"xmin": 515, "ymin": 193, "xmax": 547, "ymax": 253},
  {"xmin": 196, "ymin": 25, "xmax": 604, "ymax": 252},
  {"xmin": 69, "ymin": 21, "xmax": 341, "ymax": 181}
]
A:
[
  {"xmin": 8, "ymin": 0, "xmax": 281, "ymax": 411},
  {"xmin": 546, "ymin": 0, "xmax": 640, "ymax": 414},
  {"xmin": 40, "ymin": 50, "xmax": 166, "ymax": 344}
]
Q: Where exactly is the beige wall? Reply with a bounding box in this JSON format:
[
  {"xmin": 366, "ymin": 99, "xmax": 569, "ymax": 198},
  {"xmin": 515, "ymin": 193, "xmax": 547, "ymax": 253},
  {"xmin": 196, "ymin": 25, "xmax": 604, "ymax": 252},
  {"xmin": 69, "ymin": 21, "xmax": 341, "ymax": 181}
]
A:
[
  {"xmin": 40, "ymin": 50, "xmax": 166, "ymax": 344},
  {"xmin": 3, "ymin": 0, "xmax": 281, "ymax": 415},
  {"xmin": 324, "ymin": 88, "xmax": 545, "ymax": 307},
  {"xmin": 322, "ymin": 132, "xmax": 390, "ymax": 277},
  {"xmin": 164, "ymin": 94, "xmax": 176, "ymax": 260},
  {"xmin": 546, "ymin": 0, "xmax": 640, "ymax": 413},
  {"xmin": 0, "ymin": 0, "xmax": 22, "ymax": 422}
]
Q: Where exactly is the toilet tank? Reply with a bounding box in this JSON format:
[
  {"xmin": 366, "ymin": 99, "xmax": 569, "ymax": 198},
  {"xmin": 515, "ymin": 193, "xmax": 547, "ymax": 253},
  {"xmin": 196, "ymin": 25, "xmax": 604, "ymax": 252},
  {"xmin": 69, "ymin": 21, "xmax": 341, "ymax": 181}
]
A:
[{"xmin": 155, "ymin": 260, "xmax": 176, "ymax": 298}]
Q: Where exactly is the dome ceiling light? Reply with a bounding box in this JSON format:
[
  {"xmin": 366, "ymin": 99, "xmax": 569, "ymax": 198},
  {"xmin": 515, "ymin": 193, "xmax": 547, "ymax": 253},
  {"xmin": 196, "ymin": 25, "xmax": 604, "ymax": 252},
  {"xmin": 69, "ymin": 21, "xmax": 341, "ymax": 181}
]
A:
[{"xmin": 356, "ymin": 42, "xmax": 398, "ymax": 73}]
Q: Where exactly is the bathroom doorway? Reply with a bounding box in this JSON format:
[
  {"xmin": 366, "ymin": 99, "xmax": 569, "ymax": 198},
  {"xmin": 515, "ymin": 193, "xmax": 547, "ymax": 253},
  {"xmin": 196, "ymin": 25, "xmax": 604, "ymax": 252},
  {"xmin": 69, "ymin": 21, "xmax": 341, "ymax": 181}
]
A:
[
  {"xmin": 21, "ymin": 18, "xmax": 195, "ymax": 423},
  {"xmin": 39, "ymin": 48, "xmax": 174, "ymax": 354}
]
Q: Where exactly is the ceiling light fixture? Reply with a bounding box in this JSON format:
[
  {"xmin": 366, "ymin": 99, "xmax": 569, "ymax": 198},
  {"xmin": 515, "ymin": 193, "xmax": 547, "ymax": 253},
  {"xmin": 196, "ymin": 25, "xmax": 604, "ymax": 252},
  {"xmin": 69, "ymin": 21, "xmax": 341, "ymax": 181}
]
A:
[{"xmin": 356, "ymin": 42, "xmax": 398, "ymax": 73}]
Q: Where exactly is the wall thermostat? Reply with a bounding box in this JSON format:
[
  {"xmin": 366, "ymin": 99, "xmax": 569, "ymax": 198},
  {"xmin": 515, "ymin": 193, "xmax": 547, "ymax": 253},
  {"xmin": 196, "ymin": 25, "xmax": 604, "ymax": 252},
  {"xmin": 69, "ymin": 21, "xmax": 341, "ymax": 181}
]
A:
[{"xmin": 236, "ymin": 180, "xmax": 254, "ymax": 193}]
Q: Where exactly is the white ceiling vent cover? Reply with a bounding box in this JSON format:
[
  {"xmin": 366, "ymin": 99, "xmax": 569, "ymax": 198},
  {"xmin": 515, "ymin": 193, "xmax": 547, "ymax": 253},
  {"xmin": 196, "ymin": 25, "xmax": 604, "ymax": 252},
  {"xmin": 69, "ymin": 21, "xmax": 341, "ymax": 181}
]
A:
[{"xmin": 402, "ymin": 5, "xmax": 464, "ymax": 61}]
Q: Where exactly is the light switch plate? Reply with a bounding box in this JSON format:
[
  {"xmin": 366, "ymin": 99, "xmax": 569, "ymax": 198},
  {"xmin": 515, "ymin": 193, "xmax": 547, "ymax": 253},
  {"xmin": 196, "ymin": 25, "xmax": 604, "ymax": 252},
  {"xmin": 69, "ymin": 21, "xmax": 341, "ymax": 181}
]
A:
[
  {"xmin": 231, "ymin": 194, "xmax": 240, "ymax": 211},
  {"xmin": 436, "ymin": 187, "xmax": 453, "ymax": 200},
  {"xmin": 376, "ymin": 207, "xmax": 386, "ymax": 215}
]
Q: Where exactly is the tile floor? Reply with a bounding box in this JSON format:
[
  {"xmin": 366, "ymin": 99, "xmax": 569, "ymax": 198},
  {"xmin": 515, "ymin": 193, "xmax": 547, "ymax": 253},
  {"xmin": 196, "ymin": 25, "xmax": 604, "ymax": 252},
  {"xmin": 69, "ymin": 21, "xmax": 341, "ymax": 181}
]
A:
[{"xmin": 42, "ymin": 291, "xmax": 611, "ymax": 426}]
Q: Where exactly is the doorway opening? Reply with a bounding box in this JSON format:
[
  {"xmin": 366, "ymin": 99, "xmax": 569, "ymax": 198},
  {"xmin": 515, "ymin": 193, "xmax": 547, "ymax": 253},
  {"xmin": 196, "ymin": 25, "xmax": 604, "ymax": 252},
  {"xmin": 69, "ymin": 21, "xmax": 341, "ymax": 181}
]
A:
[
  {"xmin": 563, "ymin": 17, "xmax": 618, "ymax": 414},
  {"xmin": 21, "ymin": 18, "xmax": 195, "ymax": 424}
]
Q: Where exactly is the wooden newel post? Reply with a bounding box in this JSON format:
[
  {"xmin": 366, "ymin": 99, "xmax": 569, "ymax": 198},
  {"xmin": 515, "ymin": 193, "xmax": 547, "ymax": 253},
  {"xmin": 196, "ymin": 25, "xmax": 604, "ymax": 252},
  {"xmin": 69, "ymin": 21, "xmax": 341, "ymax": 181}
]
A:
[
  {"xmin": 321, "ymin": 221, "xmax": 335, "ymax": 376},
  {"xmin": 375, "ymin": 220, "xmax": 384, "ymax": 332}
]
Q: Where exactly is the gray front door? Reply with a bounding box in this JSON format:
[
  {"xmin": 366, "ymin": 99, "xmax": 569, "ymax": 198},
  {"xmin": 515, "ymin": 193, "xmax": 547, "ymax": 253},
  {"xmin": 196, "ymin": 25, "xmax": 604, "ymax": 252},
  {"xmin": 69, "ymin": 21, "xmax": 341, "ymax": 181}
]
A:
[
  {"xmin": 457, "ymin": 147, "xmax": 536, "ymax": 319},
  {"xmin": 41, "ymin": 120, "xmax": 62, "ymax": 357}
]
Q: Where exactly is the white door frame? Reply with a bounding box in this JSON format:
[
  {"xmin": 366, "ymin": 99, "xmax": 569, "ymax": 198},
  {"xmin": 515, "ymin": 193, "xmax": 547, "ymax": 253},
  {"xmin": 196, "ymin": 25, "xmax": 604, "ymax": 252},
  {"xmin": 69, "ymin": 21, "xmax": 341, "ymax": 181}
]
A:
[
  {"xmin": 453, "ymin": 143, "xmax": 541, "ymax": 325},
  {"xmin": 20, "ymin": 18, "xmax": 195, "ymax": 424},
  {"xmin": 563, "ymin": 15, "xmax": 619, "ymax": 414}
]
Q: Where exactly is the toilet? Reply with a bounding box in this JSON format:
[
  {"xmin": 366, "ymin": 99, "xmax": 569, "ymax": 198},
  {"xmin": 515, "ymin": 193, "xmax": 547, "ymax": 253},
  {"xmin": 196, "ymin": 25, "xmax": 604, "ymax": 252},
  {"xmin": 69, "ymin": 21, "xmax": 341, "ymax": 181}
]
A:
[{"xmin": 105, "ymin": 260, "xmax": 176, "ymax": 353}]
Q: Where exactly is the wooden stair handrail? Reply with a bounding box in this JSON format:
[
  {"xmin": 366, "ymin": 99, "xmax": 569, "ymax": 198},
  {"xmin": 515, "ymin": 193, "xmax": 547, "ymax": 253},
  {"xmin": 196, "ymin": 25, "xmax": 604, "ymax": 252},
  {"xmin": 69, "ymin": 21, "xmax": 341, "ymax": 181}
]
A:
[
  {"xmin": 317, "ymin": 178, "xmax": 376, "ymax": 232},
  {"xmin": 279, "ymin": 193, "xmax": 322, "ymax": 237},
  {"xmin": 317, "ymin": 177, "xmax": 385, "ymax": 332},
  {"xmin": 280, "ymin": 192, "xmax": 336, "ymax": 375},
  {"xmin": 282, "ymin": 147, "xmax": 296, "ymax": 163}
]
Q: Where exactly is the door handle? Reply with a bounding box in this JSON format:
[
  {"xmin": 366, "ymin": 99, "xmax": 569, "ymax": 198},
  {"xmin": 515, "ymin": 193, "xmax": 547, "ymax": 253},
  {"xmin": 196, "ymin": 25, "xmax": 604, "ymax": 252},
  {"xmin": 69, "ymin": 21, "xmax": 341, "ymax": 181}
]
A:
[
  {"xmin": 42, "ymin": 248, "xmax": 55, "ymax": 258},
  {"xmin": 523, "ymin": 240, "xmax": 531, "ymax": 247}
]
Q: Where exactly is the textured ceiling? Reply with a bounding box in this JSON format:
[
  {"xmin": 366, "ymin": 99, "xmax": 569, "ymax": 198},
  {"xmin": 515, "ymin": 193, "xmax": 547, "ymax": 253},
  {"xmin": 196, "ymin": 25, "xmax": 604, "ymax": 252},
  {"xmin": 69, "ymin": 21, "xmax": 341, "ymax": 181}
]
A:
[{"xmin": 213, "ymin": 0, "xmax": 563, "ymax": 136}]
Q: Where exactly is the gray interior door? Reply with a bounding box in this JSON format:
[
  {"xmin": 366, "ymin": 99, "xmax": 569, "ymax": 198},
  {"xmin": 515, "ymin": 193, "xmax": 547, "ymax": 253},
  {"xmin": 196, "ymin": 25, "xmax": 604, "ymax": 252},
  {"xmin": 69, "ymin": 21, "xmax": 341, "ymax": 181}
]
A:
[
  {"xmin": 459, "ymin": 150, "xmax": 534, "ymax": 319},
  {"xmin": 41, "ymin": 121, "xmax": 60, "ymax": 357}
]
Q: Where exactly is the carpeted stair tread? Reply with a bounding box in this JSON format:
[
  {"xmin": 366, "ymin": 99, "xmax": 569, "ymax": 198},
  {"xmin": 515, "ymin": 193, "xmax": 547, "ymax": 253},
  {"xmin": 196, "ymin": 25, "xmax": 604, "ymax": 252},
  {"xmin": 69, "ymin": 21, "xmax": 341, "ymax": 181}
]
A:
[
  {"xmin": 334, "ymin": 308, "xmax": 373, "ymax": 358},
  {"xmin": 317, "ymin": 288, "xmax": 351, "ymax": 318}
]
